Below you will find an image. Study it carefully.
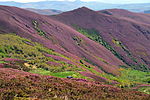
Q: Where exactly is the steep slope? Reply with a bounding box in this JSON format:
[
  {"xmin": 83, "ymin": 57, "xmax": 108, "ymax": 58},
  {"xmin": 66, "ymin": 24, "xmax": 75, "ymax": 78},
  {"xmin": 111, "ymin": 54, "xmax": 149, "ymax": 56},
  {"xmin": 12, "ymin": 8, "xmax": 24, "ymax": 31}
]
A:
[
  {"xmin": 0, "ymin": 5, "xmax": 126, "ymax": 76},
  {"xmin": 52, "ymin": 7, "xmax": 150, "ymax": 71},
  {"xmin": 25, "ymin": 8, "xmax": 62, "ymax": 15}
]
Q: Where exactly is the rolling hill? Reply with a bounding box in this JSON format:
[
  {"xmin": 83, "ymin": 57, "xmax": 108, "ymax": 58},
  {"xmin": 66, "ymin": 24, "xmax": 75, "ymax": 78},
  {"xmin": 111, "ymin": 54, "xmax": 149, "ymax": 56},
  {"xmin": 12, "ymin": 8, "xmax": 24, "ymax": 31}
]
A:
[{"xmin": 25, "ymin": 8, "xmax": 62, "ymax": 15}]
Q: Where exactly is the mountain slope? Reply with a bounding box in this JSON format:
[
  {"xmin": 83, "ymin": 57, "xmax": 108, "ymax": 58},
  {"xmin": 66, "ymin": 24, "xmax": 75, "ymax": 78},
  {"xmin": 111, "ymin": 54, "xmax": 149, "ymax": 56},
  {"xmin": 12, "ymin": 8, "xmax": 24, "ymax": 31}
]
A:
[
  {"xmin": 0, "ymin": 5, "xmax": 126, "ymax": 76},
  {"xmin": 52, "ymin": 7, "xmax": 150, "ymax": 71}
]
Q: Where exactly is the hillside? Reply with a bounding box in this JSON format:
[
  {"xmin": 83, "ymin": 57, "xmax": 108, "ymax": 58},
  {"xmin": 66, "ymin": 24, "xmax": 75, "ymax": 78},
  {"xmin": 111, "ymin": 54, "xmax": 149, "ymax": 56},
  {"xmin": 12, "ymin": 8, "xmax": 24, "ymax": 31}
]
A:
[
  {"xmin": 0, "ymin": 5, "xmax": 128, "ymax": 76},
  {"xmin": 25, "ymin": 8, "xmax": 62, "ymax": 15},
  {"xmin": 52, "ymin": 7, "xmax": 150, "ymax": 72},
  {"xmin": 1, "ymin": 34, "xmax": 150, "ymax": 90}
]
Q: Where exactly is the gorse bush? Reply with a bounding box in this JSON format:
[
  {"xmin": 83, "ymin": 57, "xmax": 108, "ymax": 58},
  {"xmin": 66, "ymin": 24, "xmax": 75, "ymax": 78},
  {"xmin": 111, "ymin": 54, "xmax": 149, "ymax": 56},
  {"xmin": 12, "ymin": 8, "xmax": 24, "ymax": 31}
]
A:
[{"xmin": 32, "ymin": 20, "xmax": 46, "ymax": 37}]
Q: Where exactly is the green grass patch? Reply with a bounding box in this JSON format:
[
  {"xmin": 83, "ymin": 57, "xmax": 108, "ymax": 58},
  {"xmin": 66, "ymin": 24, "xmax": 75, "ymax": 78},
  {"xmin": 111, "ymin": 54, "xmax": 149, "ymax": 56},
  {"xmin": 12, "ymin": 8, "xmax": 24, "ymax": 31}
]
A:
[
  {"xmin": 138, "ymin": 87, "xmax": 150, "ymax": 94},
  {"xmin": 119, "ymin": 68, "xmax": 150, "ymax": 84},
  {"xmin": 0, "ymin": 61, "xmax": 6, "ymax": 64},
  {"xmin": 29, "ymin": 68, "xmax": 89, "ymax": 79},
  {"xmin": 103, "ymin": 68, "xmax": 150, "ymax": 88}
]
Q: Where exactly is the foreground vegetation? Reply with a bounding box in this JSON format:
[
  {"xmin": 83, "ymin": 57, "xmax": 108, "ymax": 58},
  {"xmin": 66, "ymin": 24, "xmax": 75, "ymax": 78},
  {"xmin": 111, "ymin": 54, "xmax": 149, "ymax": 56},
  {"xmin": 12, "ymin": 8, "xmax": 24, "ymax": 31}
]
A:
[{"xmin": 0, "ymin": 68, "xmax": 149, "ymax": 100}]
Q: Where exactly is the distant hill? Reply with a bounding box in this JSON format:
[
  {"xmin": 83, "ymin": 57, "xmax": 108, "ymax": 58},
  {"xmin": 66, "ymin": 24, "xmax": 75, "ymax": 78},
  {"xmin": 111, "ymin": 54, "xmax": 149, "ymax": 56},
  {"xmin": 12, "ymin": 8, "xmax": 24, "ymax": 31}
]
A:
[
  {"xmin": 99, "ymin": 9, "xmax": 150, "ymax": 25},
  {"xmin": 0, "ymin": 0, "xmax": 117, "ymax": 11},
  {"xmin": 144, "ymin": 10, "xmax": 150, "ymax": 13},
  {"xmin": 0, "ymin": 0, "xmax": 150, "ymax": 12},
  {"xmin": 25, "ymin": 8, "xmax": 62, "ymax": 15},
  {"xmin": 116, "ymin": 3, "xmax": 150, "ymax": 12}
]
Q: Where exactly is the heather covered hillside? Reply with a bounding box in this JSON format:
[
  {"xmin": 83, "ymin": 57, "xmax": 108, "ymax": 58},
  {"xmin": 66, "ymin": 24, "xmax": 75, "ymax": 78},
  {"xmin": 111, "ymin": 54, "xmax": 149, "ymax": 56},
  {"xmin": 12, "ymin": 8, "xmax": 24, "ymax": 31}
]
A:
[
  {"xmin": 1, "ymin": 34, "xmax": 150, "ymax": 88},
  {"xmin": 0, "ymin": 5, "xmax": 125, "ymax": 76},
  {"xmin": 52, "ymin": 7, "xmax": 150, "ymax": 72}
]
